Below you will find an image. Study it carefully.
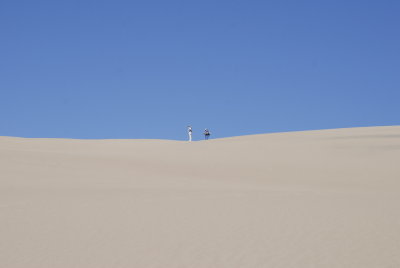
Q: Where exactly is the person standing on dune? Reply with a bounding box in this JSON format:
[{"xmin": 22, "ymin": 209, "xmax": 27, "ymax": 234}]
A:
[
  {"xmin": 187, "ymin": 126, "xmax": 193, "ymax": 142},
  {"xmin": 204, "ymin": 129, "xmax": 211, "ymax": 140}
]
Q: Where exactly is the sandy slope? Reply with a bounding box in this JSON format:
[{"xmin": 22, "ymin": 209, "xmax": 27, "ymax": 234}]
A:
[{"xmin": 1, "ymin": 126, "xmax": 400, "ymax": 268}]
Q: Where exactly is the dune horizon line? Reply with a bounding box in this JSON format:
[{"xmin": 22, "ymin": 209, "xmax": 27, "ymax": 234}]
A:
[{"xmin": 1, "ymin": 124, "xmax": 399, "ymax": 141}]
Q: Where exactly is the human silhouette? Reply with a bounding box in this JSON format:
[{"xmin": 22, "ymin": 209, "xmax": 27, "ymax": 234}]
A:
[
  {"xmin": 204, "ymin": 129, "xmax": 211, "ymax": 140},
  {"xmin": 187, "ymin": 126, "xmax": 193, "ymax": 142}
]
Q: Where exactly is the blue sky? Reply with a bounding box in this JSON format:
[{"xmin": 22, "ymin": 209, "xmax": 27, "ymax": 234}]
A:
[{"xmin": 1, "ymin": 0, "xmax": 399, "ymax": 140}]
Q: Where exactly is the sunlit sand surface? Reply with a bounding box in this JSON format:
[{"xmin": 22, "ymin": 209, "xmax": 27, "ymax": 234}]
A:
[{"xmin": 1, "ymin": 126, "xmax": 400, "ymax": 267}]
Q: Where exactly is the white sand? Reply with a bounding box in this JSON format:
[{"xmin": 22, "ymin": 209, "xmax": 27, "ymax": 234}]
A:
[{"xmin": 1, "ymin": 126, "xmax": 400, "ymax": 267}]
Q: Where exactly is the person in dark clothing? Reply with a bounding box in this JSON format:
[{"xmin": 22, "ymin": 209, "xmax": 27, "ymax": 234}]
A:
[{"xmin": 204, "ymin": 129, "xmax": 211, "ymax": 140}]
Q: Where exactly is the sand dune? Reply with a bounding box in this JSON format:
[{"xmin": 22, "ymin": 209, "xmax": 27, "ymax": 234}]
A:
[{"xmin": 1, "ymin": 126, "xmax": 400, "ymax": 268}]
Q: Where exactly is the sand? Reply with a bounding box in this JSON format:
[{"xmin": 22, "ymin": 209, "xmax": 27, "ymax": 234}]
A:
[{"xmin": 1, "ymin": 126, "xmax": 400, "ymax": 268}]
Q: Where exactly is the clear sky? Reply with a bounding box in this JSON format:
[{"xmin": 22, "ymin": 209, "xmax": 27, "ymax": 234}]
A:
[{"xmin": 1, "ymin": 0, "xmax": 399, "ymax": 140}]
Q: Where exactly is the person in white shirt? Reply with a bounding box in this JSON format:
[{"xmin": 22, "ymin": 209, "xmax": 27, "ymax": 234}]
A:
[{"xmin": 187, "ymin": 126, "xmax": 193, "ymax": 142}]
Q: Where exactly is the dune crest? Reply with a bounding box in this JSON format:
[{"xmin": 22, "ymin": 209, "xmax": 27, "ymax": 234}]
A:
[{"xmin": 1, "ymin": 126, "xmax": 400, "ymax": 267}]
